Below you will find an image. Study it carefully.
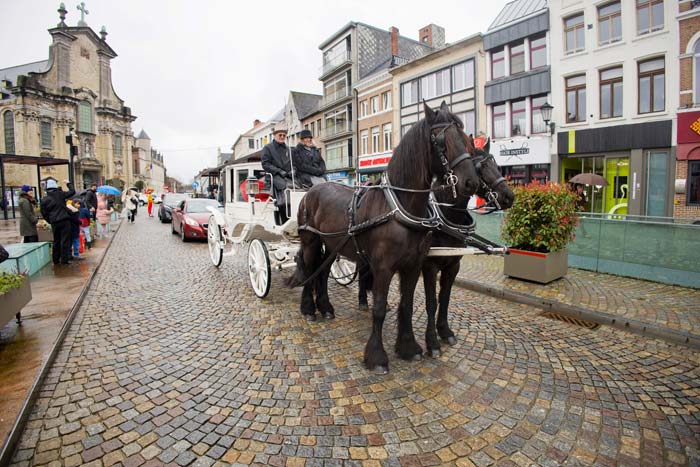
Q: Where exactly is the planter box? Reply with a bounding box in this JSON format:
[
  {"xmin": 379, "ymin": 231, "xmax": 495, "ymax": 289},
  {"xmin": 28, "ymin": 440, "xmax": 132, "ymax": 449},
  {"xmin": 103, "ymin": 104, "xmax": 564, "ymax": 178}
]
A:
[
  {"xmin": 503, "ymin": 248, "xmax": 568, "ymax": 284},
  {"xmin": 37, "ymin": 229, "xmax": 53, "ymax": 242},
  {"xmin": 0, "ymin": 279, "xmax": 31, "ymax": 329},
  {"xmin": 0, "ymin": 243, "xmax": 51, "ymax": 276}
]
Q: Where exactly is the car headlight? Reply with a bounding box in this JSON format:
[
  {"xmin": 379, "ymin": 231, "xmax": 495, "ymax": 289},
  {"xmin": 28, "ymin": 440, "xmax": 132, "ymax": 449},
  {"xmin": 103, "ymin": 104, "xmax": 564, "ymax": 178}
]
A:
[{"xmin": 185, "ymin": 217, "xmax": 199, "ymax": 226}]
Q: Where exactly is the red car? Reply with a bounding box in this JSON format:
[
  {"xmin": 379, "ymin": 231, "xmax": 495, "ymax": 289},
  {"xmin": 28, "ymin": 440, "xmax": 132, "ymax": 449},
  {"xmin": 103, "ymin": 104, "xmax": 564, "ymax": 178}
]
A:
[{"xmin": 171, "ymin": 198, "xmax": 222, "ymax": 241}]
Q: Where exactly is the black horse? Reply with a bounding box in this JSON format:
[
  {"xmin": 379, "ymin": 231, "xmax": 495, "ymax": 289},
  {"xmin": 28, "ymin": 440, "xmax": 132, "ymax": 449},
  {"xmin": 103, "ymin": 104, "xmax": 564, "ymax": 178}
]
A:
[
  {"xmin": 286, "ymin": 102, "xmax": 480, "ymax": 373},
  {"xmin": 421, "ymin": 135, "xmax": 514, "ymax": 358}
]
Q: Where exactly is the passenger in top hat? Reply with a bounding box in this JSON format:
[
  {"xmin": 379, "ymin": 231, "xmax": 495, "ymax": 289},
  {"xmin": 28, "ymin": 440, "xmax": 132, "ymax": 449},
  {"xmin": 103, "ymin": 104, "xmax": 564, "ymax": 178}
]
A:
[
  {"xmin": 261, "ymin": 126, "xmax": 292, "ymax": 222},
  {"xmin": 291, "ymin": 129, "xmax": 326, "ymax": 189}
]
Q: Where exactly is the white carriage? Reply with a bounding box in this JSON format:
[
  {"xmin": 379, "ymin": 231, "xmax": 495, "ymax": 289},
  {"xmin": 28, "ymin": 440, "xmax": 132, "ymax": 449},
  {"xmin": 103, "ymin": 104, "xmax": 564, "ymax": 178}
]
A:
[{"xmin": 206, "ymin": 158, "xmax": 355, "ymax": 298}]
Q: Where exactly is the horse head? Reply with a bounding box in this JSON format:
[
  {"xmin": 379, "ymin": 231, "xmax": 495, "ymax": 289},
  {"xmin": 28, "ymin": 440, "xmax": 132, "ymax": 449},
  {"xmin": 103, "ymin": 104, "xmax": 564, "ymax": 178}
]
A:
[
  {"xmin": 423, "ymin": 101, "xmax": 480, "ymax": 199},
  {"xmin": 466, "ymin": 135, "xmax": 515, "ymax": 210}
]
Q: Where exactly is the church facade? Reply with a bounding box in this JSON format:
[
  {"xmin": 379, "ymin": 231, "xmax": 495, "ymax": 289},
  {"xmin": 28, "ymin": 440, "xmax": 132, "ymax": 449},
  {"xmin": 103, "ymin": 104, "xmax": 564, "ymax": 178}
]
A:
[{"xmin": 0, "ymin": 5, "xmax": 136, "ymax": 190}]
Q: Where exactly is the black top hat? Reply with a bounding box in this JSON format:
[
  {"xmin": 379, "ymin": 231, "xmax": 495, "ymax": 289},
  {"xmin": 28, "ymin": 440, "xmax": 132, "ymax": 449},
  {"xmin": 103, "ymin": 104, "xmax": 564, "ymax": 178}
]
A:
[{"xmin": 299, "ymin": 129, "xmax": 313, "ymax": 139}]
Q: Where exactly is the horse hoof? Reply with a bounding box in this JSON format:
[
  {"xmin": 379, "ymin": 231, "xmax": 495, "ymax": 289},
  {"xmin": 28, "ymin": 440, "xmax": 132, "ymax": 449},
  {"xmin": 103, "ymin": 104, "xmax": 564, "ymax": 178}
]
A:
[
  {"xmin": 429, "ymin": 349, "xmax": 441, "ymax": 358},
  {"xmin": 322, "ymin": 313, "xmax": 335, "ymax": 320},
  {"xmin": 358, "ymin": 303, "xmax": 369, "ymax": 312},
  {"xmin": 371, "ymin": 366, "xmax": 389, "ymax": 375},
  {"xmin": 412, "ymin": 353, "xmax": 423, "ymax": 362},
  {"xmin": 303, "ymin": 314, "xmax": 316, "ymax": 322},
  {"xmin": 445, "ymin": 336, "xmax": 457, "ymax": 345}
]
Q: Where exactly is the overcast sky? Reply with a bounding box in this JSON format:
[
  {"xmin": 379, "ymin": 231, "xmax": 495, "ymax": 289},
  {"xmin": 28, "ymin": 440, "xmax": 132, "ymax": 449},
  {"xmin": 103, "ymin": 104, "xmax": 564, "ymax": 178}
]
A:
[{"xmin": 1, "ymin": 0, "xmax": 508, "ymax": 182}]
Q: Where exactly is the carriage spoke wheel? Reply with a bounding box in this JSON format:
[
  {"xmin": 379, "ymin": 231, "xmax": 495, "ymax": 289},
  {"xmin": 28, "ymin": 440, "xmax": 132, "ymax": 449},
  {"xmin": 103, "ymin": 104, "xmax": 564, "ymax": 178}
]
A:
[
  {"xmin": 207, "ymin": 217, "xmax": 223, "ymax": 267},
  {"xmin": 330, "ymin": 257, "xmax": 357, "ymax": 286},
  {"xmin": 248, "ymin": 239, "xmax": 271, "ymax": 298}
]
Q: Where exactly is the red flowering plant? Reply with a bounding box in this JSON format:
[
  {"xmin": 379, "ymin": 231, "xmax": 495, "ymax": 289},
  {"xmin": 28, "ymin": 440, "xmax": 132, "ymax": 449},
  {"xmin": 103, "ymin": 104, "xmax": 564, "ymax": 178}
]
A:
[{"xmin": 502, "ymin": 181, "xmax": 579, "ymax": 253}]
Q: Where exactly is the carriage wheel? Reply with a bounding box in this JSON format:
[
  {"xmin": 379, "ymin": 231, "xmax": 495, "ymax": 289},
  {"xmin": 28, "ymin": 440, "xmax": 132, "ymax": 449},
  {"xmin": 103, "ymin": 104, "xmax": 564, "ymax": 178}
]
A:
[
  {"xmin": 248, "ymin": 239, "xmax": 271, "ymax": 298},
  {"xmin": 330, "ymin": 257, "xmax": 357, "ymax": 286},
  {"xmin": 207, "ymin": 217, "xmax": 223, "ymax": 268}
]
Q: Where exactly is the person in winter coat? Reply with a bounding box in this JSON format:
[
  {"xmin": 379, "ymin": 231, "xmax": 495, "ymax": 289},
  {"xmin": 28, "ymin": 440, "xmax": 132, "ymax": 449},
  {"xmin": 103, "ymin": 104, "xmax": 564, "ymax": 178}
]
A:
[
  {"xmin": 122, "ymin": 189, "xmax": 138, "ymax": 223},
  {"xmin": 291, "ymin": 130, "xmax": 326, "ymax": 189},
  {"xmin": 95, "ymin": 193, "xmax": 113, "ymax": 237},
  {"xmin": 18, "ymin": 185, "xmax": 38, "ymax": 243},
  {"xmin": 85, "ymin": 183, "xmax": 98, "ymax": 220},
  {"xmin": 261, "ymin": 127, "xmax": 292, "ymax": 222},
  {"xmin": 40, "ymin": 179, "xmax": 75, "ymax": 265},
  {"xmin": 66, "ymin": 200, "xmax": 82, "ymax": 259}
]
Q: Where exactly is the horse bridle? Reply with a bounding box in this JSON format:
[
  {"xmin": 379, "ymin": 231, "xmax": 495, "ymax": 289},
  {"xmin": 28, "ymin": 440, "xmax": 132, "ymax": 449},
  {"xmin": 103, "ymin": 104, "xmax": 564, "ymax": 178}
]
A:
[
  {"xmin": 471, "ymin": 152, "xmax": 507, "ymax": 212},
  {"xmin": 430, "ymin": 122, "xmax": 472, "ymax": 199}
]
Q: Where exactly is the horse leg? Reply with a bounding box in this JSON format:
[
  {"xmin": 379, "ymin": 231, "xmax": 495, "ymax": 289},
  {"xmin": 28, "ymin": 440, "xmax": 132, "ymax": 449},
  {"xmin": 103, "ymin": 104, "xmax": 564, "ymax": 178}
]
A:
[
  {"xmin": 364, "ymin": 270, "xmax": 392, "ymax": 373},
  {"xmin": 422, "ymin": 262, "xmax": 442, "ymax": 358},
  {"xmin": 299, "ymin": 233, "xmax": 322, "ymax": 321},
  {"xmin": 437, "ymin": 259, "xmax": 459, "ymax": 344},
  {"xmin": 358, "ymin": 263, "xmax": 372, "ymax": 312},
  {"xmin": 394, "ymin": 267, "xmax": 423, "ymax": 361},
  {"xmin": 315, "ymin": 258, "xmax": 335, "ymax": 319}
]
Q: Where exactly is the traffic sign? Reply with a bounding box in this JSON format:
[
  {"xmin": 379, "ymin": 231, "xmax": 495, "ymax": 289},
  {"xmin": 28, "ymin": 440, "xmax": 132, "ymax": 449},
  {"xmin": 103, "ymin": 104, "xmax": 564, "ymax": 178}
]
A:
[{"xmin": 192, "ymin": 181, "xmax": 200, "ymax": 189}]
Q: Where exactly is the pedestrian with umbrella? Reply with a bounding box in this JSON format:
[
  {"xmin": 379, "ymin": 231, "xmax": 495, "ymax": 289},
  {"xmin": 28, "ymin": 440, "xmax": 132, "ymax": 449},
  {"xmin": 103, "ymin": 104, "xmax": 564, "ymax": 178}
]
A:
[{"xmin": 95, "ymin": 192, "xmax": 113, "ymax": 237}]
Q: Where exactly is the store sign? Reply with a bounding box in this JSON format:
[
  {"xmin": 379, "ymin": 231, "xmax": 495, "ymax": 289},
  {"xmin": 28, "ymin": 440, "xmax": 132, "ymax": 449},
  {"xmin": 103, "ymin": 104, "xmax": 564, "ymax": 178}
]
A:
[
  {"xmin": 492, "ymin": 137, "xmax": 550, "ymax": 166},
  {"xmin": 678, "ymin": 111, "xmax": 700, "ymax": 143},
  {"xmin": 327, "ymin": 171, "xmax": 348, "ymax": 180},
  {"xmin": 359, "ymin": 151, "xmax": 392, "ymax": 170}
]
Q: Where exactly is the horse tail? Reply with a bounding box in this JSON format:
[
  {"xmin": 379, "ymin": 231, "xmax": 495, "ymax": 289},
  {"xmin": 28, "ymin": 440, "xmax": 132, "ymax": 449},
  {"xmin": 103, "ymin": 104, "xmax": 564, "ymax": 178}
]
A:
[{"xmin": 285, "ymin": 247, "xmax": 307, "ymax": 288}]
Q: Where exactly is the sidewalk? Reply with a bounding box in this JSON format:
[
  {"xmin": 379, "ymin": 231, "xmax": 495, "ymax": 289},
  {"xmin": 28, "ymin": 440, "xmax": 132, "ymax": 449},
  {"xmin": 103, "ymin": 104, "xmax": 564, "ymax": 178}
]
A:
[
  {"xmin": 456, "ymin": 255, "xmax": 700, "ymax": 348},
  {"xmin": 0, "ymin": 220, "xmax": 121, "ymax": 456}
]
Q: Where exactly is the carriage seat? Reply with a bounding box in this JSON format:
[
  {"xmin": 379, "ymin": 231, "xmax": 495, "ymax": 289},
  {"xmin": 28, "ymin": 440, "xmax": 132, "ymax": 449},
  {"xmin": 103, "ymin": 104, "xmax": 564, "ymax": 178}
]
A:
[{"xmin": 239, "ymin": 180, "xmax": 271, "ymax": 203}]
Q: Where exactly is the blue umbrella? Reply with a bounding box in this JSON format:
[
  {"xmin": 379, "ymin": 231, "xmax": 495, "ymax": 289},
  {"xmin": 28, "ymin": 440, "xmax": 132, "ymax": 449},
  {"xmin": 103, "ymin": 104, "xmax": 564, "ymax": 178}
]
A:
[{"xmin": 96, "ymin": 185, "xmax": 121, "ymax": 195}]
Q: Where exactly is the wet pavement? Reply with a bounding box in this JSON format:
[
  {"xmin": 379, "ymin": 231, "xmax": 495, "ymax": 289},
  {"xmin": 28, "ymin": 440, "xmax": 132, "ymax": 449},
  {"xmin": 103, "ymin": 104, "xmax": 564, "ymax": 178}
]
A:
[
  {"xmin": 456, "ymin": 256, "xmax": 700, "ymax": 339},
  {"xmin": 0, "ymin": 223, "xmax": 120, "ymax": 446},
  {"xmin": 6, "ymin": 216, "xmax": 700, "ymax": 466}
]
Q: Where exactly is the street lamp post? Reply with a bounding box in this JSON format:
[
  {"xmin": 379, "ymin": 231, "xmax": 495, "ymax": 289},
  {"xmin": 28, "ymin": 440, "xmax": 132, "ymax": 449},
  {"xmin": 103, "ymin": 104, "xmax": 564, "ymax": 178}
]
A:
[
  {"xmin": 540, "ymin": 102, "xmax": 555, "ymax": 135},
  {"xmin": 65, "ymin": 127, "xmax": 78, "ymax": 186}
]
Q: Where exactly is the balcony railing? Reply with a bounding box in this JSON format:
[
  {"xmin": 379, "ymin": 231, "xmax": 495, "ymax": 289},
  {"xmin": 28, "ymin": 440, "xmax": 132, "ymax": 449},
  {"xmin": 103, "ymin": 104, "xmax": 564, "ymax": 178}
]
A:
[
  {"xmin": 321, "ymin": 87, "xmax": 351, "ymax": 107},
  {"xmin": 321, "ymin": 122, "xmax": 355, "ymax": 140},
  {"xmin": 319, "ymin": 50, "xmax": 351, "ymax": 78}
]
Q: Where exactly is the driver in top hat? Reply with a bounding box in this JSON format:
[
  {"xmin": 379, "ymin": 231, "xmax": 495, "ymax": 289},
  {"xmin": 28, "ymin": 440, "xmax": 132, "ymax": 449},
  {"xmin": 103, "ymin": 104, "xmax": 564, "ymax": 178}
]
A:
[{"xmin": 261, "ymin": 126, "xmax": 292, "ymax": 220}]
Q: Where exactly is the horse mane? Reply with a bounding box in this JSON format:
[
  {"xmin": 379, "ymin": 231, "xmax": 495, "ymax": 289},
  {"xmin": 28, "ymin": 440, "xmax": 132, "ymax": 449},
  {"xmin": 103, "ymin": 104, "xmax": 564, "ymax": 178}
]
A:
[{"xmin": 387, "ymin": 107, "xmax": 463, "ymax": 189}]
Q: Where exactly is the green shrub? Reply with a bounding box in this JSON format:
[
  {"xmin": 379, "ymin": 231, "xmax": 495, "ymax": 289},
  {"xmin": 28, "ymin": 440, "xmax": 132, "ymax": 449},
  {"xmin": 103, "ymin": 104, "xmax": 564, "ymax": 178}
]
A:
[
  {"xmin": 502, "ymin": 181, "xmax": 579, "ymax": 253},
  {"xmin": 0, "ymin": 272, "xmax": 26, "ymax": 296}
]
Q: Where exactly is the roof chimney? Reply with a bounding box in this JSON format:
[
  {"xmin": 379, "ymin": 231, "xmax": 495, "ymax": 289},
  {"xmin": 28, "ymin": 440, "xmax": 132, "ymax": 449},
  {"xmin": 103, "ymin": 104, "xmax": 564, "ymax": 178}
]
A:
[
  {"xmin": 419, "ymin": 24, "xmax": 445, "ymax": 48},
  {"xmin": 390, "ymin": 27, "xmax": 399, "ymax": 57}
]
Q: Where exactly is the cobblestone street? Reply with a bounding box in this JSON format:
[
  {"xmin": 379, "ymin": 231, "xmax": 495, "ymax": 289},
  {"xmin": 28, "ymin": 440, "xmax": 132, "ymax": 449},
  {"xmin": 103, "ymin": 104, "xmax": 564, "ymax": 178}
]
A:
[{"xmin": 9, "ymin": 217, "xmax": 700, "ymax": 466}]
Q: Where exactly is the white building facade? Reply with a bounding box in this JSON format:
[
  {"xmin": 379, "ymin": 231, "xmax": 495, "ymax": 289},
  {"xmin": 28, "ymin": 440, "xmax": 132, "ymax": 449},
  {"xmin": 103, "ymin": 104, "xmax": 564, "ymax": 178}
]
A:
[{"xmin": 549, "ymin": 0, "xmax": 678, "ymax": 216}]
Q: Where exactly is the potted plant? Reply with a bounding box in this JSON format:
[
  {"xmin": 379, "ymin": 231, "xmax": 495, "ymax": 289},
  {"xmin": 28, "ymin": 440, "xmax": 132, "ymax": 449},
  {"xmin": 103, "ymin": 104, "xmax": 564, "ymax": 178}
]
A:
[
  {"xmin": 0, "ymin": 272, "xmax": 31, "ymax": 328},
  {"xmin": 501, "ymin": 181, "xmax": 579, "ymax": 283}
]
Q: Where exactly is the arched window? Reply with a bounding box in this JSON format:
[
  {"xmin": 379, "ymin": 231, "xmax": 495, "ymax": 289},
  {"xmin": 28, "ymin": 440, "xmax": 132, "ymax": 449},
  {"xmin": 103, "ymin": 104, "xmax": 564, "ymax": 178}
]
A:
[
  {"xmin": 695, "ymin": 40, "xmax": 700, "ymax": 105},
  {"xmin": 78, "ymin": 101, "xmax": 92, "ymax": 133},
  {"xmin": 3, "ymin": 110, "xmax": 15, "ymax": 154}
]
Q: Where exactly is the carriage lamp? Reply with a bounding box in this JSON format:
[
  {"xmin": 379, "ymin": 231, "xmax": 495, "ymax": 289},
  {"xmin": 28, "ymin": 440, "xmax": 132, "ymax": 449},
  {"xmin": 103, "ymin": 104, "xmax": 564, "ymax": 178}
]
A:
[
  {"xmin": 540, "ymin": 102, "xmax": 555, "ymax": 135},
  {"xmin": 246, "ymin": 176, "xmax": 260, "ymax": 196}
]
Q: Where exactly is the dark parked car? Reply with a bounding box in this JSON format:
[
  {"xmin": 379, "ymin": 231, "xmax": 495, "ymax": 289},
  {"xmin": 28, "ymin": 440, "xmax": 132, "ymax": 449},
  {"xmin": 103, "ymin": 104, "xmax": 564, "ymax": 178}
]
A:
[
  {"xmin": 171, "ymin": 198, "xmax": 222, "ymax": 241},
  {"xmin": 159, "ymin": 193, "xmax": 188, "ymax": 223}
]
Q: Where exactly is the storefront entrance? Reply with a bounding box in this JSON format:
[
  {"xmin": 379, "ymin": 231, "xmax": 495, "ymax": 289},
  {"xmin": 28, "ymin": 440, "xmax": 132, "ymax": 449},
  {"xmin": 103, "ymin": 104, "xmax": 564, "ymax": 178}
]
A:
[{"xmin": 561, "ymin": 155, "xmax": 630, "ymax": 214}]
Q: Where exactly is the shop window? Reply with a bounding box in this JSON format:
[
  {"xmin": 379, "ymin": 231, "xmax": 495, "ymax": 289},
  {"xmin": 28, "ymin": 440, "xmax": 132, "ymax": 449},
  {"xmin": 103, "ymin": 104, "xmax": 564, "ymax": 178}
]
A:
[
  {"xmin": 491, "ymin": 48, "xmax": 505, "ymax": 79},
  {"xmin": 492, "ymin": 103, "xmax": 507, "ymax": 138},
  {"xmin": 637, "ymin": 0, "xmax": 663, "ymax": 35},
  {"xmin": 531, "ymin": 95, "xmax": 548, "ymax": 134},
  {"xmin": 638, "ymin": 57, "xmax": 664, "ymax": 113},
  {"xmin": 688, "ymin": 161, "xmax": 700, "ymax": 205},
  {"xmin": 598, "ymin": 1, "xmax": 622, "ymax": 46},
  {"xmin": 530, "ymin": 35, "xmax": 547, "ymax": 69},
  {"xmin": 510, "ymin": 42, "xmax": 525, "ymax": 75},
  {"xmin": 3, "ymin": 110, "xmax": 14, "ymax": 154},
  {"xmin": 600, "ymin": 67, "xmax": 623, "ymax": 119},
  {"xmin": 511, "ymin": 100, "xmax": 526, "ymax": 136},
  {"xmin": 564, "ymin": 13, "xmax": 585, "ymax": 54},
  {"xmin": 566, "ymin": 75, "xmax": 586, "ymax": 122}
]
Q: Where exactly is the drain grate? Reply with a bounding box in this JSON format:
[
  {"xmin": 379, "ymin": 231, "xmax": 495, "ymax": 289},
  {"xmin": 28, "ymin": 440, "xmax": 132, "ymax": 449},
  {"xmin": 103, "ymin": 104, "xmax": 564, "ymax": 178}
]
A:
[{"xmin": 540, "ymin": 311, "xmax": 600, "ymax": 330}]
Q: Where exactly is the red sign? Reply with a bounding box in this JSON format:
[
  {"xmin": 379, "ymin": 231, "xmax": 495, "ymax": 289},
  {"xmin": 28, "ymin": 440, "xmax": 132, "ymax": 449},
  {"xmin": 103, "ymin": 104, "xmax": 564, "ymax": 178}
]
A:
[
  {"xmin": 359, "ymin": 154, "xmax": 392, "ymax": 168},
  {"xmin": 678, "ymin": 111, "xmax": 700, "ymax": 144},
  {"xmin": 473, "ymin": 136, "xmax": 486, "ymax": 149}
]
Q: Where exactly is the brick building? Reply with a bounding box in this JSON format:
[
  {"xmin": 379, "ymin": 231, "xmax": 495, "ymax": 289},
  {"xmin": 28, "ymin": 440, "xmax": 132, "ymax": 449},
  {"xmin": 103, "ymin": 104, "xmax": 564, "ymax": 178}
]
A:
[{"xmin": 675, "ymin": 0, "xmax": 700, "ymax": 218}]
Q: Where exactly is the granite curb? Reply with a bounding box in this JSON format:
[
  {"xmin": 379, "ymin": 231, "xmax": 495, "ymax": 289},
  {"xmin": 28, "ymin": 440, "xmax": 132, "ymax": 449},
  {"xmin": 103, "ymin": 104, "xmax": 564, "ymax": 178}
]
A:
[
  {"xmin": 0, "ymin": 220, "xmax": 124, "ymax": 465},
  {"xmin": 454, "ymin": 276, "xmax": 700, "ymax": 350}
]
